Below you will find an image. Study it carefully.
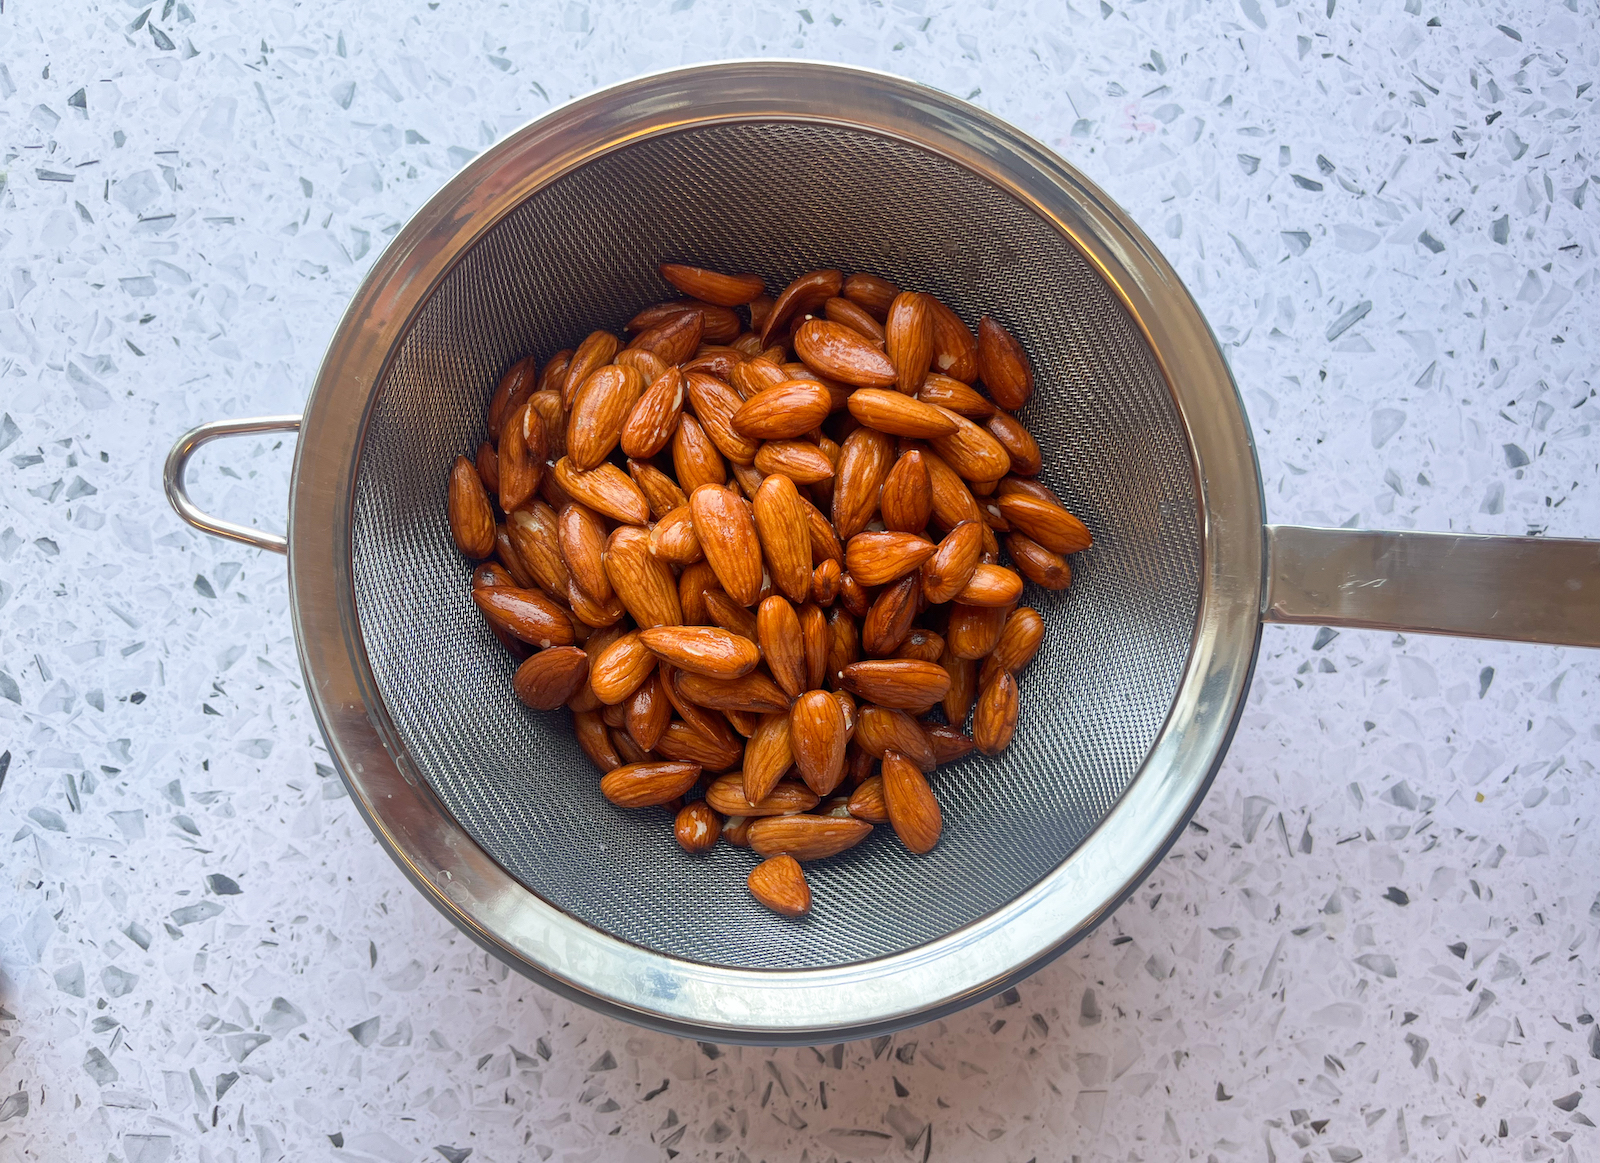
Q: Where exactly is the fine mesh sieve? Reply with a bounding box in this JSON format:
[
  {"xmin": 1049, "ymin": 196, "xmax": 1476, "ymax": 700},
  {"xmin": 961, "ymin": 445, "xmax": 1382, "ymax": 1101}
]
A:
[{"xmin": 166, "ymin": 61, "xmax": 1596, "ymax": 1041}]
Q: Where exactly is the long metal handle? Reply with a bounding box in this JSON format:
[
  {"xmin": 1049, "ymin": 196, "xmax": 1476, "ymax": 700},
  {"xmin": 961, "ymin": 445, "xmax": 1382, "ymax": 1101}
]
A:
[
  {"xmin": 163, "ymin": 415, "xmax": 302, "ymax": 554},
  {"xmin": 1263, "ymin": 525, "xmax": 1600, "ymax": 648}
]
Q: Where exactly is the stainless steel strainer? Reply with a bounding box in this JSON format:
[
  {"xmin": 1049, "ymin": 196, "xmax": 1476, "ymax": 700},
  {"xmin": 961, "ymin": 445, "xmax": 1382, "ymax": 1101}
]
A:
[{"xmin": 164, "ymin": 61, "xmax": 1599, "ymax": 1043}]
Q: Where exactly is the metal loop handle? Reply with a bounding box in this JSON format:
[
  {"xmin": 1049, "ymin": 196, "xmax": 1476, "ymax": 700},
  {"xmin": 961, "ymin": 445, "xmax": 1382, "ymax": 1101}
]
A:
[
  {"xmin": 1264, "ymin": 525, "xmax": 1600, "ymax": 648},
  {"xmin": 163, "ymin": 415, "xmax": 302, "ymax": 554}
]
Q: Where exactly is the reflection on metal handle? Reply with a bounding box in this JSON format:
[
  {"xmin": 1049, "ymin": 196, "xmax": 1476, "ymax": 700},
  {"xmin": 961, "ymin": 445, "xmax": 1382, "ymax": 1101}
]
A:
[
  {"xmin": 1264, "ymin": 525, "xmax": 1600, "ymax": 648},
  {"xmin": 163, "ymin": 416, "xmax": 302, "ymax": 555}
]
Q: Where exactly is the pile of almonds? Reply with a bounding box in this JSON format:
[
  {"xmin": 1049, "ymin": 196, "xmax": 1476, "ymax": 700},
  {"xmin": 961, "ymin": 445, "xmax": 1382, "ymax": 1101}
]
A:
[{"xmin": 446, "ymin": 263, "xmax": 1091, "ymax": 918}]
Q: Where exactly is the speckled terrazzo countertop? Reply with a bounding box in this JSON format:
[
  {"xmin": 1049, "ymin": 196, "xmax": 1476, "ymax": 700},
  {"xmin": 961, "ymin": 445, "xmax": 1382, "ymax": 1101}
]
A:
[{"xmin": 1, "ymin": 1, "xmax": 1596, "ymax": 1161}]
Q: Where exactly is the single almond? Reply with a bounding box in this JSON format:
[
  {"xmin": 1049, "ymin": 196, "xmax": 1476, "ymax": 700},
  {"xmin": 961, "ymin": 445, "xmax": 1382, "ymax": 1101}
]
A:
[
  {"xmin": 527, "ymin": 389, "xmax": 567, "ymax": 463},
  {"xmin": 674, "ymin": 669, "xmax": 792, "ymax": 715},
  {"xmin": 1007, "ymin": 533, "xmax": 1073, "ymax": 590},
  {"xmin": 941, "ymin": 653, "xmax": 977, "ymax": 726},
  {"xmin": 472, "ymin": 586, "xmax": 575, "ymax": 649},
  {"xmin": 706, "ymin": 773, "xmax": 819, "ymax": 817},
  {"xmin": 925, "ymin": 723, "xmax": 976, "ymax": 766},
  {"xmin": 749, "ymin": 475, "xmax": 813, "ymax": 604},
  {"xmin": 794, "ymin": 318, "xmax": 898, "ymax": 388},
  {"xmin": 506, "ymin": 504, "xmax": 569, "ymax": 598},
  {"xmin": 722, "ymin": 814, "xmax": 753, "ymax": 846},
  {"xmin": 648, "ymin": 503, "xmax": 703, "ymax": 565},
  {"xmin": 486, "ymin": 355, "xmax": 539, "ymax": 440},
  {"xmin": 985, "ymin": 411, "xmax": 1042, "ymax": 476},
  {"xmin": 732, "ymin": 380, "xmax": 833, "ymax": 440},
  {"xmin": 560, "ymin": 329, "xmax": 621, "ymax": 409},
  {"xmin": 834, "ymin": 689, "xmax": 858, "ymax": 738},
  {"xmin": 954, "ymin": 563, "xmax": 1024, "ymax": 608},
  {"xmin": 923, "ymin": 449, "xmax": 983, "ymax": 530},
  {"xmin": 704, "ymin": 588, "xmax": 760, "ymax": 641},
  {"xmin": 567, "ymin": 363, "xmax": 644, "ymax": 470},
  {"xmin": 840, "ymin": 272, "xmax": 899, "ymax": 321},
  {"xmin": 800, "ymin": 602, "xmax": 829, "ymax": 691},
  {"xmin": 662, "ymin": 663, "xmax": 742, "ymax": 742},
  {"xmin": 973, "ymin": 672, "xmax": 1020, "ymax": 756},
  {"xmin": 567, "ymin": 577, "xmax": 627, "ymax": 629},
  {"xmin": 600, "ymin": 760, "xmax": 702, "ymax": 808},
  {"xmin": 684, "ymin": 371, "xmax": 760, "ymax": 464},
  {"xmin": 626, "ymin": 308, "xmax": 704, "ymax": 366},
  {"xmin": 859, "ymin": 575, "xmax": 921, "ymax": 658},
  {"xmin": 589, "ymin": 631, "xmax": 658, "ymax": 705},
  {"xmin": 670, "ymin": 412, "xmax": 728, "ymax": 497},
  {"xmin": 448, "ymin": 455, "xmax": 496, "ymax": 559},
  {"xmin": 639, "ymin": 625, "xmax": 760, "ymax": 679},
  {"xmin": 620, "ymin": 366, "xmax": 686, "ymax": 460},
  {"xmin": 846, "ymin": 774, "xmax": 888, "ymax": 823},
  {"xmin": 844, "ymin": 531, "xmax": 937, "ymax": 587},
  {"xmin": 894, "ymin": 628, "xmax": 945, "ymax": 663},
  {"xmin": 830, "ymin": 426, "xmax": 895, "ymax": 540},
  {"xmin": 823, "ymin": 296, "xmax": 886, "ymax": 343},
  {"xmin": 553, "ymin": 458, "xmax": 649, "ymax": 525},
  {"xmin": 603, "ymin": 525, "xmax": 683, "ymax": 628},
  {"xmin": 748, "ymin": 854, "xmax": 811, "ymax": 916},
  {"xmin": 977, "ymin": 316, "xmax": 1034, "ymax": 410},
  {"xmin": 677, "ymin": 560, "xmax": 719, "ymax": 625},
  {"xmin": 841, "ymin": 659, "xmax": 951, "ymax": 711},
  {"xmin": 681, "ymin": 343, "xmax": 744, "ymax": 377},
  {"xmin": 654, "ymin": 718, "xmax": 745, "ymax": 771},
  {"xmin": 753, "ymin": 439, "xmax": 835, "ymax": 485},
  {"xmin": 789, "ymin": 690, "xmax": 848, "ymax": 796},
  {"xmin": 879, "ymin": 449, "xmax": 933, "ymax": 534},
  {"xmin": 800, "ymin": 496, "xmax": 844, "ymax": 563},
  {"xmin": 757, "ymin": 595, "xmax": 807, "ymax": 698},
  {"xmin": 925, "ymin": 295, "xmax": 978, "ymax": 383},
  {"xmin": 995, "ymin": 494, "xmax": 1092, "ymax": 554},
  {"xmin": 493, "ymin": 526, "xmax": 535, "ymax": 588},
  {"xmin": 760, "ymin": 269, "xmax": 843, "ymax": 343},
  {"xmin": 884, "ymin": 292, "xmax": 934, "ymax": 396},
  {"xmin": 538, "ymin": 348, "xmax": 574, "ymax": 395},
  {"xmin": 749, "ymin": 813, "xmax": 871, "ymax": 861},
  {"xmin": 497, "ymin": 400, "xmax": 545, "ymax": 513},
  {"xmin": 741, "ymin": 711, "xmax": 794, "ymax": 805},
  {"xmin": 854, "ymin": 706, "xmax": 935, "ymax": 772},
  {"xmin": 845, "ymin": 387, "xmax": 960, "ymax": 438},
  {"xmin": 556, "ymin": 502, "xmax": 611, "ymax": 603},
  {"xmin": 690, "ymin": 484, "xmax": 763, "ymax": 606},
  {"xmin": 882, "ymin": 750, "xmax": 942, "ymax": 854},
  {"xmin": 729, "ymin": 355, "xmax": 790, "ymax": 400},
  {"xmin": 825, "ymin": 606, "xmax": 861, "ymax": 688},
  {"xmin": 614, "ymin": 346, "xmax": 668, "ymax": 383},
  {"xmin": 838, "ymin": 572, "xmax": 872, "ymax": 619},
  {"xmin": 625, "ymin": 671, "xmax": 673, "ymax": 752},
  {"xmin": 660, "ymin": 262, "xmax": 765, "ymax": 307},
  {"xmin": 979, "ymin": 607, "xmax": 1045, "ymax": 687},
  {"xmin": 475, "ymin": 440, "xmax": 501, "ymax": 496},
  {"xmin": 945, "ymin": 602, "xmax": 1009, "ymax": 661},
  {"xmin": 629, "ymin": 299, "xmax": 742, "ymax": 344},
  {"xmin": 729, "ymin": 460, "xmax": 766, "ymax": 501},
  {"xmin": 928, "ymin": 408, "xmax": 1012, "ymax": 482},
  {"xmin": 995, "ymin": 475, "xmax": 1064, "ymax": 506},
  {"xmin": 674, "ymin": 801, "xmax": 723, "ymax": 853},
  {"xmin": 811, "ymin": 559, "xmax": 842, "ymax": 606},
  {"xmin": 512, "ymin": 646, "xmax": 589, "ymax": 710},
  {"xmin": 917, "ymin": 373, "xmax": 995, "ymax": 419},
  {"xmin": 574, "ymin": 709, "xmax": 621, "ymax": 771}
]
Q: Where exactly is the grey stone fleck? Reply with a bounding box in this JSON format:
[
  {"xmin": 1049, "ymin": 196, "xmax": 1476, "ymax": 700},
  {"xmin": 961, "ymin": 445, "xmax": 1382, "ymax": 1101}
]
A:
[
  {"xmin": 102, "ymin": 966, "xmax": 139, "ymax": 997},
  {"xmin": 171, "ymin": 901, "xmax": 223, "ymax": 926},
  {"xmin": 84, "ymin": 1047, "xmax": 120, "ymax": 1084},
  {"xmin": 348, "ymin": 1017, "xmax": 381, "ymax": 1046}
]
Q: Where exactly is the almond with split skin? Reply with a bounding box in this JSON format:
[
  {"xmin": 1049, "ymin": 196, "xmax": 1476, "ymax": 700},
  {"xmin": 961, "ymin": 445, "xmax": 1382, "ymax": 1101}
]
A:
[
  {"xmin": 627, "ymin": 307, "xmax": 705, "ymax": 366},
  {"xmin": 882, "ymin": 749, "xmax": 942, "ymax": 854},
  {"xmin": 674, "ymin": 801, "xmax": 723, "ymax": 853},
  {"xmin": 749, "ymin": 814, "xmax": 872, "ymax": 861},
  {"xmin": 448, "ymin": 455, "xmax": 496, "ymax": 559},
  {"xmin": 600, "ymin": 760, "xmax": 702, "ymax": 808},
  {"xmin": 691, "ymin": 484, "xmax": 764, "ymax": 606},
  {"xmin": 925, "ymin": 295, "xmax": 978, "ymax": 383},
  {"xmin": 860, "ymin": 574, "xmax": 919, "ymax": 658},
  {"xmin": 789, "ymin": 689, "xmax": 847, "ymax": 797},
  {"xmin": 794, "ymin": 318, "xmax": 898, "ymax": 388},
  {"xmin": 639, "ymin": 625, "xmax": 759, "ymax": 679},
  {"xmin": 748, "ymin": 854, "xmax": 811, "ymax": 917},
  {"xmin": 841, "ymin": 659, "xmax": 951, "ymax": 711}
]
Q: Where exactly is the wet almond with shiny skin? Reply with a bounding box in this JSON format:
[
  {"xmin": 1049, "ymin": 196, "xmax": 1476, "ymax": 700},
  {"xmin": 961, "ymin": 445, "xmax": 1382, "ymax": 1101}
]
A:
[
  {"xmin": 674, "ymin": 670, "xmax": 792, "ymax": 715},
  {"xmin": 884, "ymin": 291, "xmax": 934, "ymax": 396},
  {"xmin": 844, "ymin": 531, "xmax": 936, "ymax": 587},
  {"xmin": 752, "ymin": 474, "xmax": 813, "ymax": 604},
  {"xmin": 749, "ymin": 814, "xmax": 872, "ymax": 861},
  {"xmin": 638, "ymin": 625, "xmax": 760, "ymax": 679},
  {"xmin": 789, "ymin": 689, "xmax": 847, "ymax": 797},
  {"xmin": 995, "ymin": 494, "xmax": 1093, "ymax": 554},
  {"xmin": 973, "ymin": 671, "xmax": 1020, "ymax": 756},
  {"xmin": 589, "ymin": 631, "xmax": 658, "ymax": 705},
  {"xmin": 472, "ymin": 586, "xmax": 575, "ymax": 649},
  {"xmin": 921, "ymin": 521, "xmax": 984, "ymax": 606},
  {"xmin": 600, "ymin": 761, "xmax": 702, "ymax": 808},
  {"xmin": 553, "ymin": 458, "xmax": 649, "ymax": 525},
  {"xmin": 732, "ymin": 380, "xmax": 833, "ymax": 440},
  {"xmin": 448, "ymin": 456, "xmax": 496, "ymax": 559},
  {"xmin": 882, "ymin": 750, "xmax": 942, "ymax": 854},
  {"xmin": 691, "ymin": 484, "xmax": 764, "ymax": 607},
  {"xmin": 603, "ymin": 525, "xmax": 683, "ymax": 629},
  {"xmin": 879, "ymin": 450, "xmax": 932, "ymax": 534},
  {"xmin": 845, "ymin": 388, "xmax": 959, "ymax": 438},
  {"xmin": 840, "ymin": 659, "xmax": 951, "ymax": 711},
  {"xmin": 705, "ymin": 772, "xmax": 819, "ymax": 817},
  {"xmin": 1007, "ymin": 532, "xmax": 1073, "ymax": 590},
  {"xmin": 674, "ymin": 801, "xmax": 723, "ymax": 853},
  {"xmin": 977, "ymin": 316, "xmax": 1034, "ymax": 411},
  {"xmin": 512, "ymin": 646, "xmax": 589, "ymax": 710},
  {"xmin": 794, "ymin": 318, "xmax": 898, "ymax": 388},
  {"xmin": 660, "ymin": 262, "xmax": 766, "ymax": 306},
  {"xmin": 620, "ymin": 366, "xmax": 686, "ymax": 460},
  {"xmin": 748, "ymin": 854, "xmax": 811, "ymax": 917}
]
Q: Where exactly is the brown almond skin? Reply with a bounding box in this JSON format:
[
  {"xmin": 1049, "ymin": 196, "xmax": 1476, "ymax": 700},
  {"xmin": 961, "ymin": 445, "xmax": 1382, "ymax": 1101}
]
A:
[
  {"xmin": 729, "ymin": 460, "xmax": 766, "ymax": 501},
  {"xmin": 486, "ymin": 355, "xmax": 539, "ymax": 440},
  {"xmin": 506, "ymin": 504, "xmax": 570, "ymax": 599},
  {"xmin": 846, "ymin": 774, "xmax": 889, "ymax": 823},
  {"xmin": 761, "ymin": 269, "xmax": 843, "ymax": 343},
  {"xmin": 973, "ymin": 672, "xmax": 1020, "ymax": 756},
  {"xmin": 625, "ymin": 460, "xmax": 688, "ymax": 522},
  {"xmin": 553, "ymin": 458, "xmax": 649, "ymax": 525},
  {"xmin": 567, "ymin": 577, "xmax": 627, "ymax": 629},
  {"xmin": 882, "ymin": 749, "xmax": 942, "ymax": 854},
  {"xmin": 627, "ymin": 307, "xmax": 705, "ymax": 366},
  {"xmin": 756, "ymin": 596, "xmax": 807, "ymax": 698},
  {"xmin": 985, "ymin": 411, "xmax": 1042, "ymax": 476},
  {"xmin": 729, "ymin": 356, "xmax": 791, "ymax": 400},
  {"xmin": 841, "ymin": 659, "xmax": 951, "ymax": 711},
  {"xmin": 647, "ymin": 503, "xmax": 703, "ymax": 565},
  {"xmin": 918, "ymin": 373, "xmax": 995, "ymax": 419},
  {"xmin": 794, "ymin": 318, "xmax": 898, "ymax": 388},
  {"xmin": 493, "ymin": 526, "xmax": 535, "ymax": 588},
  {"xmin": 790, "ymin": 689, "xmax": 848, "ymax": 797},
  {"xmin": 703, "ymin": 589, "xmax": 760, "ymax": 641},
  {"xmin": 706, "ymin": 774, "xmax": 819, "ymax": 817},
  {"xmin": 639, "ymin": 626, "xmax": 760, "ymax": 679},
  {"xmin": 685, "ymin": 371, "xmax": 761, "ymax": 464},
  {"xmin": 945, "ymin": 602, "xmax": 1009, "ymax": 661},
  {"xmin": 823, "ymin": 296, "xmax": 887, "ymax": 343},
  {"xmin": 448, "ymin": 455, "xmax": 496, "ymax": 559},
  {"xmin": 844, "ymin": 531, "xmax": 936, "ymax": 587},
  {"xmin": 600, "ymin": 761, "xmax": 702, "ymax": 808},
  {"xmin": 921, "ymin": 521, "xmax": 984, "ymax": 604},
  {"xmin": 620, "ymin": 366, "xmax": 686, "ymax": 460},
  {"xmin": 925, "ymin": 295, "xmax": 979, "ymax": 383},
  {"xmin": 883, "ymin": 292, "xmax": 934, "ymax": 396},
  {"xmin": 722, "ymin": 814, "xmax": 754, "ymax": 846},
  {"xmin": 690, "ymin": 484, "xmax": 763, "ymax": 606},
  {"xmin": 732, "ymin": 380, "xmax": 833, "ymax": 440},
  {"xmin": 748, "ymin": 854, "xmax": 811, "ymax": 917},
  {"xmin": 661, "ymin": 664, "xmax": 742, "ymax": 743},
  {"xmin": 838, "ymin": 572, "xmax": 872, "ymax": 619},
  {"xmin": 615, "ymin": 346, "xmax": 668, "ymax": 383},
  {"xmin": 995, "ymin": 494, "xmax": 1093, "ymax": 554},
  {"xmin": 840, "ymin": 273, "xmax": 899, "ymax": 321},
  {"xmin": 528, "ymin": 389, "xmax": 567, "ymax": 464},
  {"xmin": 834, "ymin": 690, "xmax": 858, "ymax": 740},
  {"xmin": 741, "ymin": 712, "xmax": 794, "ymax": 805},
  {"xmin": 996, "ymin": 475, "xmax": 1064, "ymax": 507},
  {"xmin": 860, "ymin": 574, "xmax": 920, "ymax": 658},
  {"xmin": 954, "ymin": 563, "xmax": 1025, "ymax": 608},
  {"xmin": 800, "ymin": 602, "xmax": 829, "ymax": 691},
  {"xmin": 880, "ymin": 450, "xmax": 933, "ymax": 534},
  {"xmin": 894, "ymin": 628, "xmax": 946, "ymax": 663},
  {"xmin": 753, "ymin": 440, "xmax": 835, "ymax": 485},
  {"xmin": 925, "ymin": 723, "xmax": 977, "ymax": 766},
  {"xmin": 571, "ymin": 624, "xmax": 626, "ymax": 710},
  {"xmin": 511, "ymin": 646, "xmax": 589, "ymax": 711},
  {"xmin": 659, "ymin": 263, "xmax": 765, "ymax": 307},
  {"xmin": 804, "ymin": 500, "xmax": 844, "ymax": 568},
  {"xmin": 811, "ymin": 559, "xmax": 842, "ymax": 606},
  {"xmin": 923, "ymin": 450, "xmax": 983, "ymax": 531},
  {"xmin": 825, "ymin": 607, "xmax": 861, "ymax": 690},
  {"xmin": 979, "ymin": 606, "xmax": 1046, "ymax": 687},
  {"xmin": 941, "ymin": 654, "xmax": 978, "ymax": 726},
  {"xmin": 475, "ymin": 440, "xmax": 501, "ymax": 497},
  {"xmin": 1007, "ymin": 533, "xmax": 1073, "ymax": 590},
  {"xmin": 590, "ymin": 631, "xmax": 658, "ymax": 705},
  {"xmin": 751, "ymin": 474, "xmax": 814, "ymax": 604},
  {"xmin": 472, "ymin": 586, "xmax": 575, "ymax": 649},
  {"xmin": 977, "ymin": 316, "xmax": 1035, "ymax": 411},
  {"xmin": 603, "ymin": 525, "xmax": 683, "ymax": 628},
  {"xmin": 674, "ymin": 801, "xmax": 723, "ymax": 853},
  {"xmin": 855, "ymin": 706, "xmax": 936, "ymax": 772},
  {"xmin": 654, "ymin": 718, "xmax": 744, "ymax": 772},
  {"xmin": 557, "ymin": 502, "xmax": 611, "ymax": 603},
  {"xmin": 678, "ymin": 560, "xmax": 719, "ymax": 625},
  {"xmin": 567, "ymin": 363, "xmax": 643, "ymax": 470},
  {"xmin": 749, "ymin": 814, "xmax": 871, "ymax": 861},
  {"xmin": 574, "ymin": 710, "xmax": 621, "ymax": 771},
  {"xmin": 929, "ymin": 408, "xmax": 1012, "ymax": 483},
  {"xmin": 626, "ymin": 671, "xmax": 673, "ymax": 752},
  {"xmin": 498, "ymin": 400, "xmax": 546, "ymax": 514},
  {"xmin": 674, "ymin": 670, "xmax": 792, "ymax": 715},
  {"xmin": 560, "ymin": 330, "xmax": 622, "ymax": 409},
  {"xmin": 538, "ymin": 348, "xmax": 574, "ymax": 394},
  {"xmin": 845, "ymin": 387, "xmax": 960, "ymax": 438},
  {"xmin": 671, "ymin": 413, "xmax": 728, "ymax": 497},
  {"xmin": 682, "ymin": 341, "xmax": 745, "ymax": 375}
]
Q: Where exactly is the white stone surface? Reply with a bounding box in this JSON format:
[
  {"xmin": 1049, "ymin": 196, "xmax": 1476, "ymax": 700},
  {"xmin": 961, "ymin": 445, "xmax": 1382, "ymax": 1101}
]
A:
[{"xmin": 1, "ymin": 1, "xmax": 1597, "ymax": 1161}]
